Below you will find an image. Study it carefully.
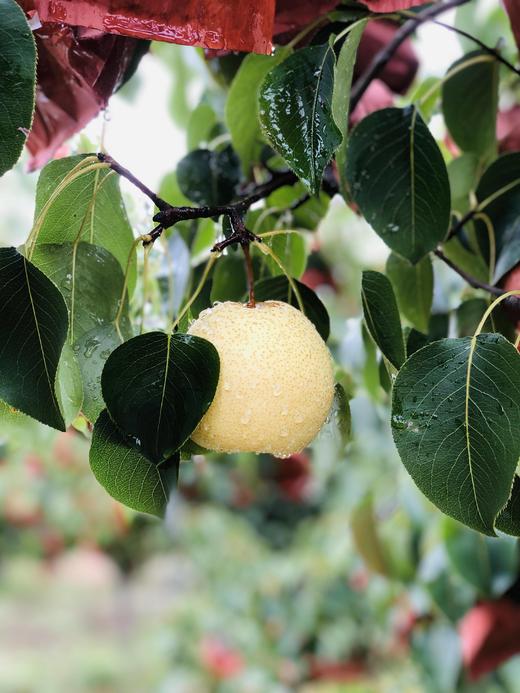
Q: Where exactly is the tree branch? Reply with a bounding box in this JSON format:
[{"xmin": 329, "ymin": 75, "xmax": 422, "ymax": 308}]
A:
[
  {"xmin": 350, "ymin": 0, "xmax": 473, "ymax": 112},
  {"xmin": 434, "ymin": 248, "xmax": 504, "ymax": 296}
]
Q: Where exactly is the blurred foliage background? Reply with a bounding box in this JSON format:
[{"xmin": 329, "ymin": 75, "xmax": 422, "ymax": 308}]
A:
[{"xmin": 1, "ymin": 2, "xmax": 520, "ymax": 691}]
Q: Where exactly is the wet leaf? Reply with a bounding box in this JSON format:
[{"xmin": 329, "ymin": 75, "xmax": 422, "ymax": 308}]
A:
[
  {"xmin": 259, "ymin": 44, "xmax": 341, "ymax": 194},
  {"xmin": 177, "ymin": 147, "xmax": 241, "ymax": 207},
  {"xmin": 0, "ymin": 0, "xmax": 36, "ymax": 177},
  {"xmin": 346, "ymin": 107, "xmax": 451, "ymax": 263},
  {"xmin": 0, "ymin": 247, "xmax": 67, "ymax": 430},
  {"xmin": 361, "ymin": 270, "xmax": 405, "ymax": 369},
  {"xmin": 392, "ymin": 335, "xmax": 520, "ymax": 534},
  {"xmin": 102, "ymin": 332, "xmax": 220, "ymax": 463},
  {"xmin": 90, "ymin": 410, "xmax": 178, "ymax": 517}
]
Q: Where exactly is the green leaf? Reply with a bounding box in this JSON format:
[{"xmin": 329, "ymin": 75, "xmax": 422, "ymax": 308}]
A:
[
  {"xmin": 90, "ymin": 410, "xmax": 178, "ymax": 517},
  {"xmin": 176, "ymin": 147, "xmax": 241, "ymax": 207},
  {"xmin": 267, "ymin": 183, "xmax": 330, "ymax": 230},
  {"xmin": 210, "ymin": 254, "xmax": 247, "ymax": 303},
  {"xmin": 351, "ymin": 496, "xmax": 390, "ymax": 576},
  {"xmin": 475, "ymin": 152, "xmax": 520, "ymax": 282},
  {"xmin": 252, "ymin": 276, "xmax": 330, "ymax": 341},
  {"xmin": 33, "ymin": 155, "xmax": 137, "ymax": 293},
  {"xmin": 187, "ymin": 102, "xmax": 217, "ymax": 151},
  {"xmin": 392, "ymin": 335, "xmax": 520, "ymax": 535},
  {"xmin": 346, "ymin": 107, "xmax": 451, "ymax": 263},
  {"xmin": 442, "ymin": 51, "xmax": 498, "ymax": 157},
  {"xmin": 101, "ymin": 332, "xmax": 220, "ymax": 463},
  {"xmin": 31, "ymin": 242, "xmax": 133, "ymax": 423},
  {"xmin": 331, "ymin": 21, "xmax": 367, "ymax": 199},
  {"xmin": 386, "ymin": 253, "xmax": 433, "ymax": 334},
  {"xmin": 361, "ymin": 270, "xmax": 405, "ymax": 370},
  {"xmin": 0, "ymin": 0, "xmax": 36, "ymax": 177},
  {"xmin": 496, "ymin": 476, "xmax": 520, "ymax": 537},
  {"xmin": 31, "ymin": 242, "xmax": 129, "ymax": 344},
  {"xmin": 226, "ymin": 50, "xmax": 288, "ymax": 174},
  {"xmin": 456, "ymin": 298, "xmax": 493, "ymax": 337},
  {"xmin": 0, "ymin": 247, "xmax": 67, "ymax": 430},
  {"xmin": 265, "ymin": 233, "xmax": 307, "ymax": 279},
  {"xmin": 75, "ymin": 324, "xmax": 131, "ymax": 424},
  {"xmin": 259, "ymin": 44, "xmax": 342, "ymax": 194},
  {"xmin": 55, "ymin": 344, "xmax": 83, "ymax": 427},
  {"xmin": 441, "ymin": 518, "xmax": 517, "ymax": 595},
  {"xmin": 448, "ymin": 153, "xmax": 480, "ymax": 202}
]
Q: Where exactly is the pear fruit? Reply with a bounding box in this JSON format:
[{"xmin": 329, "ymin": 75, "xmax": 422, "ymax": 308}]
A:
[{"xmin": 188, "ymin": 300, "xmax": 334, "ymax": 457}]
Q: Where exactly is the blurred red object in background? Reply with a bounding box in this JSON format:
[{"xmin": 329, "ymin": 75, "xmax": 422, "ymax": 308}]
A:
[{"xmin": 459, "ymin": 598, "xmax": 520, "ymax": 680}]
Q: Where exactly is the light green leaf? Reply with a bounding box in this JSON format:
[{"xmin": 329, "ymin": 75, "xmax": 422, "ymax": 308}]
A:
[
  {"xmin": 392, "ymin": 335, "xmax": 520, "ymax": 535},
  {"xmin": 226, "ymin": 50, "xmax": 288, "ymax": 174},
  {"xmin": 55, "ymin": 343, "xmax": 83, "ymax": 427},
  {"xmin": 386, "ymin": 253, "xmax": 433, "ymax": 334},
  {"xmin": 0, "ymin": 0, "xmax": 36, "ymax": 176},
  {"xmin": 332, "ymin": 21, "xmax": 366, "ymax": 198},
  {"xmin": 33, "ymin": 156, "xmax": 137, "ymax": 293},
  {"xmin": 90, "ymin": 410, "xmax": 178, "ymax": 517}
]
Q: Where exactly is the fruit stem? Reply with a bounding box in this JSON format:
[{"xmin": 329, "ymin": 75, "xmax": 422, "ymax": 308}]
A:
[{"xmin": 243, "ymin": 243, "xmax": 256, "ymax": 308}]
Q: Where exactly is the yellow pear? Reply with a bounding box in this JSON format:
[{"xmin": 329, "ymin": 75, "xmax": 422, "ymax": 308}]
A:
[{"xmin": 188, "ymin": 300, "xmax": 334, "ymax": 457}]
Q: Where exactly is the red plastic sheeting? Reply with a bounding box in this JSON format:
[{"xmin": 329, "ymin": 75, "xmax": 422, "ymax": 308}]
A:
[
  {"xmin": 363, "ymin": 0, "xmax": 426, "ymax": 10},
  {"xmin": 35, "ymin": 0, "xmax": 276, "ymax": 54},
  {"xmin": 504, "ymin": 0, "xmax": 520, "ymax": 53}
]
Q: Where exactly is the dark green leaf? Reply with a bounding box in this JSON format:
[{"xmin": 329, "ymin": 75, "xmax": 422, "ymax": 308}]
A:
[
  {"xmin": 475, "ymin": 152, "xmax": 520, "ymax": 282},
  {"xmin": 90, "ymin": 410, "xmax": 178, "ymax": 517},
  {"xmin": 361, "ymin": 270, "xmax": 405, "ymax": 370},
  {"xmin": 442, "ymin": 51, "xmax": 498, "ymax": 157},
  {"xmin": 176, "ymin": 147, "xmax": 241, "ymax": 207},
  {"xmin": 331, "ymin": 21, "xmax": 366, "ymax": 199},
  {"xmin": 406, "ymin": 328, "xmax": 429, "ymax": 357},
  {"xmin": 0, "ymin": 247, "xmax": 67, "ymax": 430},
  {"xmin": 226, "ymin": 50, "xmax": 288, "ymax": 174},
  {"xmin": 252, "ymin": 276, "xmax": 330, "ymax": 341},
  {"xmin": 346, "ymin": 107, "xmax": 451, "ymax": 263},
  {"xmin": 259, "ymin": 44, "xmax": 342, "ymax": 194},
  {"xmin": 33, "ymin": 156, "xmax": 137, "ymax": 292},
  {"xmin": 496, "ymin": 476, "xmax": 520, "ymax": 537},
  {"xmin": 0, "ymin": 0, "xmax": 36, "ymax": 177},
  {"xmin": 392, "ymin": 335, "xmax": 520, "ymax": 535},
  {"xmin": 456, "ymin": 298, "xmax": 493, "ymax": 337},
  {"xmin": 102, "ymin": 332, "xmax": 220, "ymax": 463},
  {"xmin": 386, "ymin": 253, "xmax": 433, "ymax": 334}
]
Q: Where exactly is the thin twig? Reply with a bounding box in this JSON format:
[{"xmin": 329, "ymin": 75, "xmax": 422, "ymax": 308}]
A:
[
  {"xmin": 350, "ymin": 0, "xmax": 473, "ymax": 112},
  {"xmin": 434, "ymin": 248, "xmax": 504, "ymax": 296},
  {"xmin": 96, "ymin": 153, "xmax": 170, "ymax": 210},
  {"xmin": 428, "ymin": 19, "xmax": 520, "ymax": 79}
]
